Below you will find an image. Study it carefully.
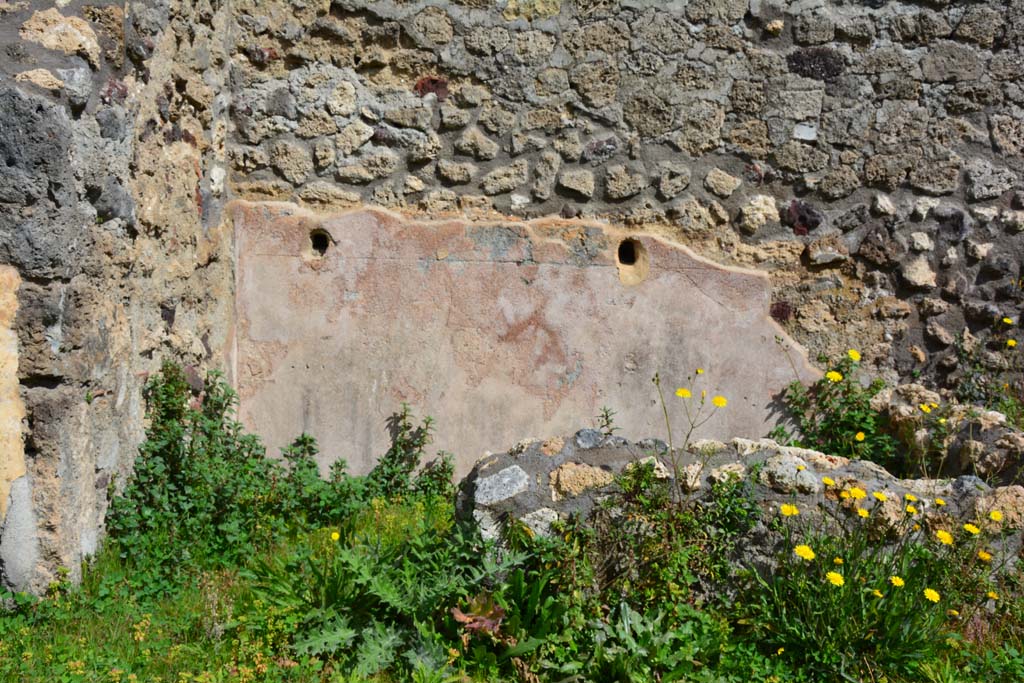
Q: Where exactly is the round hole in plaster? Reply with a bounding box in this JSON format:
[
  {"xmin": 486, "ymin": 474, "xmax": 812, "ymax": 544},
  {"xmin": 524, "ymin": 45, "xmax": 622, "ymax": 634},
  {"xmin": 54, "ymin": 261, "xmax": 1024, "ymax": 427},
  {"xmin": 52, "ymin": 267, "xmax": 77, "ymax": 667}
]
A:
[
  {"xmin": 310, "ymin": 229, "xmax": 331, "ymax": 257},
  {"xmin": 616, "ymin": 238, "xmax": 649, "ymax": 285}
]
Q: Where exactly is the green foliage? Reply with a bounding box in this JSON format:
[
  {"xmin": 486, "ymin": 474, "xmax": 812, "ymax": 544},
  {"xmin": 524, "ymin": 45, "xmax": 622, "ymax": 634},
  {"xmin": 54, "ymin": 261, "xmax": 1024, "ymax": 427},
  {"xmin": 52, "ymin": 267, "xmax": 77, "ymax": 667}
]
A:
[
  {"xmin": 365, "ymin": 405, "xmax": 453, "ymax": 500},
  {"xmin": 238, "ymin": 497, "xmax": 491, "ymax": 680},
  {"xmin": 104, "ymin": 364, "xmax": 450, "ymax": 596},
  {"xmin": 105, "ymin": 362, "xmax": 284, "ymax": 593},
  {"xmin": 771, "ymin": 353, "xmax": 900, "ymax": 471},
  {"xmin": 7, "ymin": 360, "xmax": 1024, "ymax": 683},
  {"xmin": 743, "ymin": 495, "xmax": 1006, "ymax": 680},
  {"xmin": 587, "ymin": 602, "xmax": 729, "ymax": 682},
  {"xmin": 575, "ymin": 461, "xmax": 759, "ymax": 612},
  {"xmin": 596, "ymin": 405, "xmax": 620, "ymax": 437}
]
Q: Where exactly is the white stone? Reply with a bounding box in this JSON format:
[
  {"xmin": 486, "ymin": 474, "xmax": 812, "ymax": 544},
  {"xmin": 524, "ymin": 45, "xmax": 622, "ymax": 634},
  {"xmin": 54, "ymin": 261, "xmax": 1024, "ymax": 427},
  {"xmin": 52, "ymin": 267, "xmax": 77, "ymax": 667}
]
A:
[
  {"xmin": 0, "ymin": 477, "xmax": 39, "ymax": 590},
  {"xmin": 909, "ymin": 232, "xmax": 934, "ymax": 252},
  {"xmin": 967, "ymin": 241, "xmax": 993, "ymax": 260},
  {"xmin": 792, "ymin": 123, "xmax": 818, "ymax": 141},
  {"xmin": 901, "ymin": 256, "xmax": 937, "ymax": 289},
  {"xmin": 680, "ymin": 463, "xmax": 703, "ymax": 492},
  {"xmin": 510, "ymin": 193, "xmax": 530, "ymax": 210},
  {"xmin": 709, "ymin": 463, "xmax": 747, "ymax": 484},
  {"xmin": 913, "ymin": 198, "xmax": 940, "ymax": 220},
  {"xmin": 210, "ymin": 166, "xmax": 226, "ymax": 195},
  {"xmin": 758, "ymin": 454, "xmax": 822, "ymax": 494},
  {"xmin": 475, "ymin": 465, "xmax": 530, "ymax": 505},
  {"xmin": 473, "ymin": 509, "xmax": 500, "ymax": 541},
  {"xmin": 520, "ymin": 507, "xmax": 560, "ymax": 537},
  {"xmin": 872, "ymin": 194, "xmax": 896, "ymax": 216}
]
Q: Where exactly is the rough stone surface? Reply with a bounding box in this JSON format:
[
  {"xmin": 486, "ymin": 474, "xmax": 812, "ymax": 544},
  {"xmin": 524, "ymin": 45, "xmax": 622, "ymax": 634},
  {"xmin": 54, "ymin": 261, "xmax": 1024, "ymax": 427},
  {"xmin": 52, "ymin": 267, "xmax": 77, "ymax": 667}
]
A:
[
  {"xmin": 738, "ymin": 195, "xmax": 779, "ymax": 235},
  {"xmin": 14, "ymin": 69, "xmax": 63, "ymax": 90},
  {"xmin": 758, "ymin": 453, "xmax": 822, "ymax": 494},
  {"xmin": 704, "ymin": 169, "xmax": 741, "ymax": 199},
  {"xmin": 558, "ymin": 169, "xmax": 595, "ymax": 199},
  {"xmin": 458, "ymin": 433, "xmax": 1024, "ymax": 567},
  {"xmin": 901, "ymin": 256, "xmax": 938, "ymax": 290},
  {"xmin": 271, "ymin": 140, "xmax": 314, "ymax": 185},
  {"xmin": 605, "ymin": 165, "xmax": 646, "ymax": 200},
  {"xmin": 19, "ymin": 9, "xmax": 101, "ymax": 68},
  {"xmin": 1, "ymin": 0, "xmax": 235, "ymax": 593},
  {"xmin": 806, "ymin": 235, "xmax": 848, "ymax": 266},
  {"xmin": 481, "ymin": 161, "xmax": 528, "ymax": 196},
  {"xmin": 551, "ymin": 462, "xmax": 615, "ymax": 499},
  {"xmin": 474, "ymin": 465, "xmax": 530, "ymax": 506}
]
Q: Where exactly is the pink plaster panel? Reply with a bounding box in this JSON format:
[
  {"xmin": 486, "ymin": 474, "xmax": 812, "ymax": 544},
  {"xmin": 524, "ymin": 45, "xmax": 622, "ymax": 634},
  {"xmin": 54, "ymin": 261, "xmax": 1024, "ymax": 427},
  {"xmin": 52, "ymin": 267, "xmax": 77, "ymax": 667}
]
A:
[{"xmin": 231, "ymin": 202, "xmax": 818, "ymax": 476}]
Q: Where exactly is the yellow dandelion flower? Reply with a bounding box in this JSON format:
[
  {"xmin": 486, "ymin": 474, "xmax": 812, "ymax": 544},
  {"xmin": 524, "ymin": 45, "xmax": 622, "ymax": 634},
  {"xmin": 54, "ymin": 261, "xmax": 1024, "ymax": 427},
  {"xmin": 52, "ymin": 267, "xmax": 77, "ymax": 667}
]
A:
[
  {"xmin": 826, "ymin": 571, "xmax": 845, "ymax": 587},
  {"xmin": 978, "ymin": 550, "xmax": 992, "ymax": 562},
  {"xmin": 696, "ymin": 368, "xmax": 704, "ymax": 374},
  {"xmin": 935, "ymin": 530, "xmax": 953, "ymax": 545},
  {"xmin": 777, "ymin": 647, "xmax": 784, "ymax": 655},
  {"xmin": 712, "ymin": 395, "xmax": 727, "ymax": 408},
  {"xmin": 905, "ymin": 493, "xmax": 918, "ymax": 502},
  {"xmin": 987, "ymin": 591, "xmax": 999, "ymax": 601},
  {"xmin": 947, "ymin": 609, "xmax": 960, "ymax": 617},
  {"xmin": 822, "ymin": 476, "xmax": 835, "ymax": 486},
  {"xmin": 826, "ymin": 370, "xmax": 843, "ymax": 383},
  {"xmin": 676, "ymin": 387, "xmax": 692, "ymax": 398},
  {"xmin": 857, "ymin": 507, "xmax": 869, "ymax": 518},
  {"xmin": 331, "ymin": 531, "xmax": 340, "ymax": 542},
  {"xmin": 1008, "ymin": 339, "xmax": 1018, "ymax": 348},
  {"xmin": 849, "ymin": 487, "xmax": 866, "ymax": 500},
  {"xmin": 919, "ymin": 404, "xmax": 932, "ymax": 414},
  {"xmin": 796, "ymin": 465, "xmax": 806, "ymax": 471},
  {"xmin": 848, "ymin": 349, "xmax": 861, "ymax": 362},
  {"xmin": 906, "ymin": 504, "xmax": 918, "ymax": 515},
  {"xmin": 964, "ymin": 523, "xmax": 981, "ymax": 535},
  {"xmin": 990, "ymin": 510, "xmax": 1004, "ymax": 522},
  {"xmin": 935, "ymin": 498, "xmax": 946, "ymax": 507},
  {"xmin": 1003, "ymin": 317, "xmax": 1014, "ymax": 325},
  {"xmin": 890, "ymin": 576, "xmax": 905, "ymax": 588},
  {"xmin": 930, "ymin": 402, "xmax": 939, "ymax": 408},
  {"xmin": 872, "ymin": 589, "xmax": 884, "ymax": 598},
  {"xmin": 913, "ymin": 523, "xmax": 921, "ymax": 531},
  {"xmin": 855, "ymin": 431, "xmax": 866, "ymax": 442},
  {"xmin": 780, "ymin": 504, "xmax": 799, "ymax": 517},
  {"xmin": 873, "ymin": 491, "xmax": 887, "ymax": 502},
  {"xmin": 794, "ymin": 544, "xmax": 815, "ymax": 561},
  {"xmin": 833, "ymin": 557, "xmax": 844, "ymax": 565},
  {"xmin": 924, "ymin": 588, "xmax": 940, "ymax": 603},
  {"xmin": 841, "ymin": 490, "xmax": 851, "ymax": 499},
  {"xmin": 939, "ymin": 418, "xmax": 947, "ymax": 425}
]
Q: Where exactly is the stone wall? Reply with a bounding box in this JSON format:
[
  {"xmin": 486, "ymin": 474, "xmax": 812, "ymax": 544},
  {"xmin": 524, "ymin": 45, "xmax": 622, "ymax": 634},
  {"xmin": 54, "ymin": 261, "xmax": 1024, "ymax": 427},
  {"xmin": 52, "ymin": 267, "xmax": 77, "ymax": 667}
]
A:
[
  {"xmin": 1, "ymin": 0, "xmax": 1023, "ymax": 592},
  {"xmin": 227, "ymin": 0, "xmax": 1024, "ymax": 385},
  {"xmin": 0, "ymin": 0, "xmax": 235, "ymax": 593},
  {"xmin": 457, "ymin": 429, "xmax": 1024, "ymax": 578}
]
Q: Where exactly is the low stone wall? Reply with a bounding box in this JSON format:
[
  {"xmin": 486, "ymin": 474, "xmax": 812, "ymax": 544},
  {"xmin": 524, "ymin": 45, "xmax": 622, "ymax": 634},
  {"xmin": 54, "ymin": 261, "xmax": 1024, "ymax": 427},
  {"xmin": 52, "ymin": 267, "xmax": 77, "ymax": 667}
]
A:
[{"xmin": 457, "ymin": 429, "xmax": 1024, "ymax": 569}]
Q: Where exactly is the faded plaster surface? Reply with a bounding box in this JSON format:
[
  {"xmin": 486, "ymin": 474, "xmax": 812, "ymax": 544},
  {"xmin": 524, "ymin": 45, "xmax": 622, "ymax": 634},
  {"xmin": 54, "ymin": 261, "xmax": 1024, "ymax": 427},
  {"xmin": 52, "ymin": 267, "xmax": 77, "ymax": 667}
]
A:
[{"xmin": 233, "ymin": 202, "xmax": 817, "ymax": 476}]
